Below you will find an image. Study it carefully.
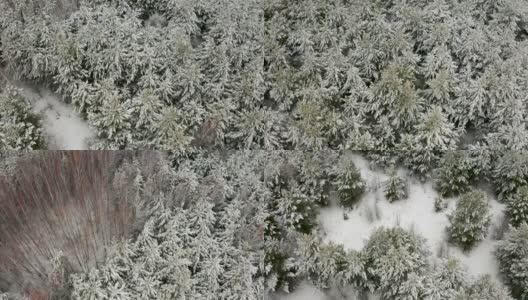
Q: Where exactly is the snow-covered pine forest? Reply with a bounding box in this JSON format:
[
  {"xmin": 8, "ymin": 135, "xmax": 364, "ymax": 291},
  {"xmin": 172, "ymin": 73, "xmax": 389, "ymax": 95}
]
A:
[
  {"xmin": 1, "ymin": 0, "xmax": 527, "ymax": 152},
  {"xmin": 0, "ymin": 0, "xmax": 528, "ymax": 299}
]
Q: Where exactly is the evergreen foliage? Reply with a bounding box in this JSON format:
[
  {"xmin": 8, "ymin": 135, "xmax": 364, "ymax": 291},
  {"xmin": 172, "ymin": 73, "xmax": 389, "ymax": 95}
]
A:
[
  {"xmin": 336, "ymin": 158, "xmax": 366, "ymax": 208},
  {"xmin": 265, "ymin": 246, "xmax": 298, "ymax": 294},
  {"xmin": 71, "ymin": 198, "xmax": 262, "ymax": 300},
  {"xmin": 0, "ymin": 85, "xmax": 43, "ymax": 150},
  {"xmin": 398, "ymin": 106, "xmax": 459, "ymax": 176},
  {"xmin": 497, "ymin": 223, "xmax": 528, "ymax": 299},
  {"xmin": 274, "ymin": 180, "xmax": 318, "ymax": 234},
  {"xmin": 447, "ymin": 190, "xmax": 491, "ymax": 250},
  {"xmin": 363, "ymin": 227, "xmax": 430, "ymax": 299},
  {"xmin": 264, "ymin": 152, "xmax": 341, "ymax": 293},
  {"xmin": 383, "ymin": 167, "xmax": 408, "ymax": 202},
  {"xmin": 434, "ymin": 151, "xmax": 480, "ymax": 197},
  {"xmin": 297, "ymin": 152, "xmax": 337, "ymax": 207},
  {"xmin": 1, "ymin": 0, "xmax": 528, "ymax": 297},
  {"xmin": 296, "ymin": 234, "xmax": 366, "ymax": 290},
  {"xmin": 453, "ymin": 275, "xmax": 514, "ymax": 300},
  {"xmin": 0, "ymin": 150, "xmax": 518, "ymax": 298},
  {"xmin": 492, "ymin": 151, "xmax": 528, "ymax": 201},
  {"xmin": 506, "ymin": 185, "xmax": 528, "ymax": 227},
  {"xmin": 423, "ymin": 258, "xmax": 467, "ymax": 299},
  {"xmin": 1, "ymin": 0, "xmax": 262, "ymax": 150},
  {"xmin": 1, "ymin": 0, "xmax": 524, "ymax": 154}
]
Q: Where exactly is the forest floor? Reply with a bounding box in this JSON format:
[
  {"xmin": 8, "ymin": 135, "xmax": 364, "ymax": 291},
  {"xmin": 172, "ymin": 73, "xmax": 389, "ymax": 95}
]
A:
[
  {"xmin": 16, "ymin": 83, "xmax": 94, "ymax": 149},
  {"xmin": 275, "ymin": 154, "xmax": 506, "ymax": 300}
]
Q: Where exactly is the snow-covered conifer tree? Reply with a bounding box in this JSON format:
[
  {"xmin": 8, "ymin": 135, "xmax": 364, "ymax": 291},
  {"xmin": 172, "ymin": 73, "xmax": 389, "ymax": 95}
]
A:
[
  {"xmin": 369, "ymin": 62, "xmax": 423, "ymax": 132},
  {"xmin": 383, "ymin": 166, "xmax": 408, "ymax": 202},
  {"xmin": 88, "ymin": 92, "xmax": 133, "ymax": 149},
  {"xmin": 295, "ymin": 233, "xmax": 366, "ymax": 291},
  {"xmin": 423, "ymin": 258, "xmax": 467, "ymax": 300},
  {"xmin": 492, "ymin": 151, "xmax": 528, "ymax": 201},
  {"xmin": 497, "ymin": 223, "xmax": 528, "ymax": 299},
  {"xmin": 336, "ymin": 158, "xmax": 366, "ymax": 208},
  {"xmin": 275, "ymin": 182, "xmax": 318, "ymax": 234},
  {"xmin": 506, "ymin": 185, "xmax": 528, "ymax": 227},
  {"xmin": 0, "ymin": 85, "xmax": 43, "ymax": 150},
  {"xmin": 297, "ymin": 152, "xmax": 338, "ymax": 206},
  {"xmin": 363, "ymin": 227, "xmax": 430, "ymax": 299},
  {"xmin": 453, "ymin": 275, "xmax": 514, "ymax": 300},
  {"xmin": 447, "ymin": 190, "xmax": 491, "ymax": 250},
  {"xmin": 229, "ymin": 108, "xmax": 284, "ymax": 150},
  {"xmin": 399, "ymin": 106, "xmax": 459, "ymax": 175},
  {"xmin": 434, "ymin": 151, "xmax": 479, "ymax": 197}
]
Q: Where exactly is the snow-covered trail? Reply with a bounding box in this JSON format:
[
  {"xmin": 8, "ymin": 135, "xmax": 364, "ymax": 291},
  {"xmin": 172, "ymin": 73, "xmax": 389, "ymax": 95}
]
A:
[{"xmin": 16, "ymin": 83, "xmax": 94, "ymax": 150}]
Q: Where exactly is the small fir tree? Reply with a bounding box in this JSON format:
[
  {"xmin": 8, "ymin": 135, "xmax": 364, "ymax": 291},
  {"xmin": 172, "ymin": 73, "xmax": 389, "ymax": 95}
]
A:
[
  {"xmin": 275, "ymin": 185, "xmax": 319, "ymax": 234},
  {"xmin": 496, "ymin": 223, "xmax": 528, "ymax": 300},
  {"xmin": 506, "ymin": 185, "xmax": 528, "ymax": 227},
  {"xmin": 363, "ymin": 227, "xmax": 430, "ymax": 299},
  {"xmin": 399, "ymin": 106, "xmax": 459, "ymax": 176},
  {"xmin": 423, "ymin": 257, "xmax": 467, "ymax": 299},
  {"xmin": 383, "ymin": 167, "xmax": 408, "ymax": 202},
  {"xmin": 447, "ymin": 190, "xmax": 491, "ymax": 250},
  {"xmin": 434, "ymin": 151, "xmax": 478, "ymax": 197},
  {"xmin": 493, "ymin": 152, "xmax": 528, "ymax": 201},
  {"xmin": 265, "ymin": 246, "xmax": 299, "ymax": 293},
  {"xmin": 296, "ymin": 234, "xmax": 348, "ymax": 289},
  {"xmin": 434, "ymin": 196, "xmax": 448, "ymax": 212},
  {"xmin": 397, "ymin": 272, "xmax": 426, "ymax": 300},
  {"xmin": 0, "ymin": 85, "xmax": 43, "ymax": 150},
  {"xmin": 336, "ymin": 159, "xmax": 366, "ymax": 208}
]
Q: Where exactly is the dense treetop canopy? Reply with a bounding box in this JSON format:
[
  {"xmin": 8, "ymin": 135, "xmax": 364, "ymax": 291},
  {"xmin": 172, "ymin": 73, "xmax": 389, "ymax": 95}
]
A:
[{"xmin": 0, "ymin": 0, "xmax": 526, "ymax": 159}]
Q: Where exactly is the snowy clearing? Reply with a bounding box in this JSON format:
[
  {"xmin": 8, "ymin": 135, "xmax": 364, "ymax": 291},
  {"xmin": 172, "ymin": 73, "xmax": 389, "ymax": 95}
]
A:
[
  {"xmin": 271, "ymin": 281, "xmax": 381, "ymax": 300},
  {"xmin": 318, "ymin": 154, "xmax": 506, "ymax": 280},
  {"xmin": 270, "ymin": 282, "xmax": 327, "ymax": 300},
  {"xmin": 16, "ymin": 83, "xmax": 94, "ymax": 150},
  {"xmin": 275, "ymin": 154, "xmax": 507, "ymax": 300}
]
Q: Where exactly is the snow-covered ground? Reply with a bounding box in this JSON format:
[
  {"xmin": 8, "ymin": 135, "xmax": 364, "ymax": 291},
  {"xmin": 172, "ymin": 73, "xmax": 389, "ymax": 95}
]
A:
[
  {"xmin": 17, "ymin": 83, "xmax": 94, "ymax": 149},
  {"xmin": 318, "ymin": 154, "xmax": 505, "ymax": 279},
  {"xmin": 270, "ymin": 282, "xmax": 327, "ymax": 300},
  {"xmin": 276, "ymin": 154, "xmax": 506, "ymax": 300},
  {"xmin": 271, "ymin": 282, "xmax": 381, "ymax": 300}
]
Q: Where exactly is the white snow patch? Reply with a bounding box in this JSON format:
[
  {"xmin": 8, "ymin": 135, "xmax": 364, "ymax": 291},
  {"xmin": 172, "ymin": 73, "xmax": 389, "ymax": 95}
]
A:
[
  {"xmin": 17, "ymin": 84, "xmax": 94, "ymax": 150},
  {"xmin": 318, "ymin": 154, "xmax": 506, "ymax": 280},
  {"xmin": 271, "ymin": 282, "xmax": 380, "ymax": 300},
  {"xmin": 271, "ymin": 282, "xmax": 327, "ymax": 300}
]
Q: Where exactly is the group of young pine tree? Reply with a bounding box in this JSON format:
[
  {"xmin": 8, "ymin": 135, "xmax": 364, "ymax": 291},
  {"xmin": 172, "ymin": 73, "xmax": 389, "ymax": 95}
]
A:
[{"xmin": 0, "ymin": 0, "xmax": 528, "ymax": 299}]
